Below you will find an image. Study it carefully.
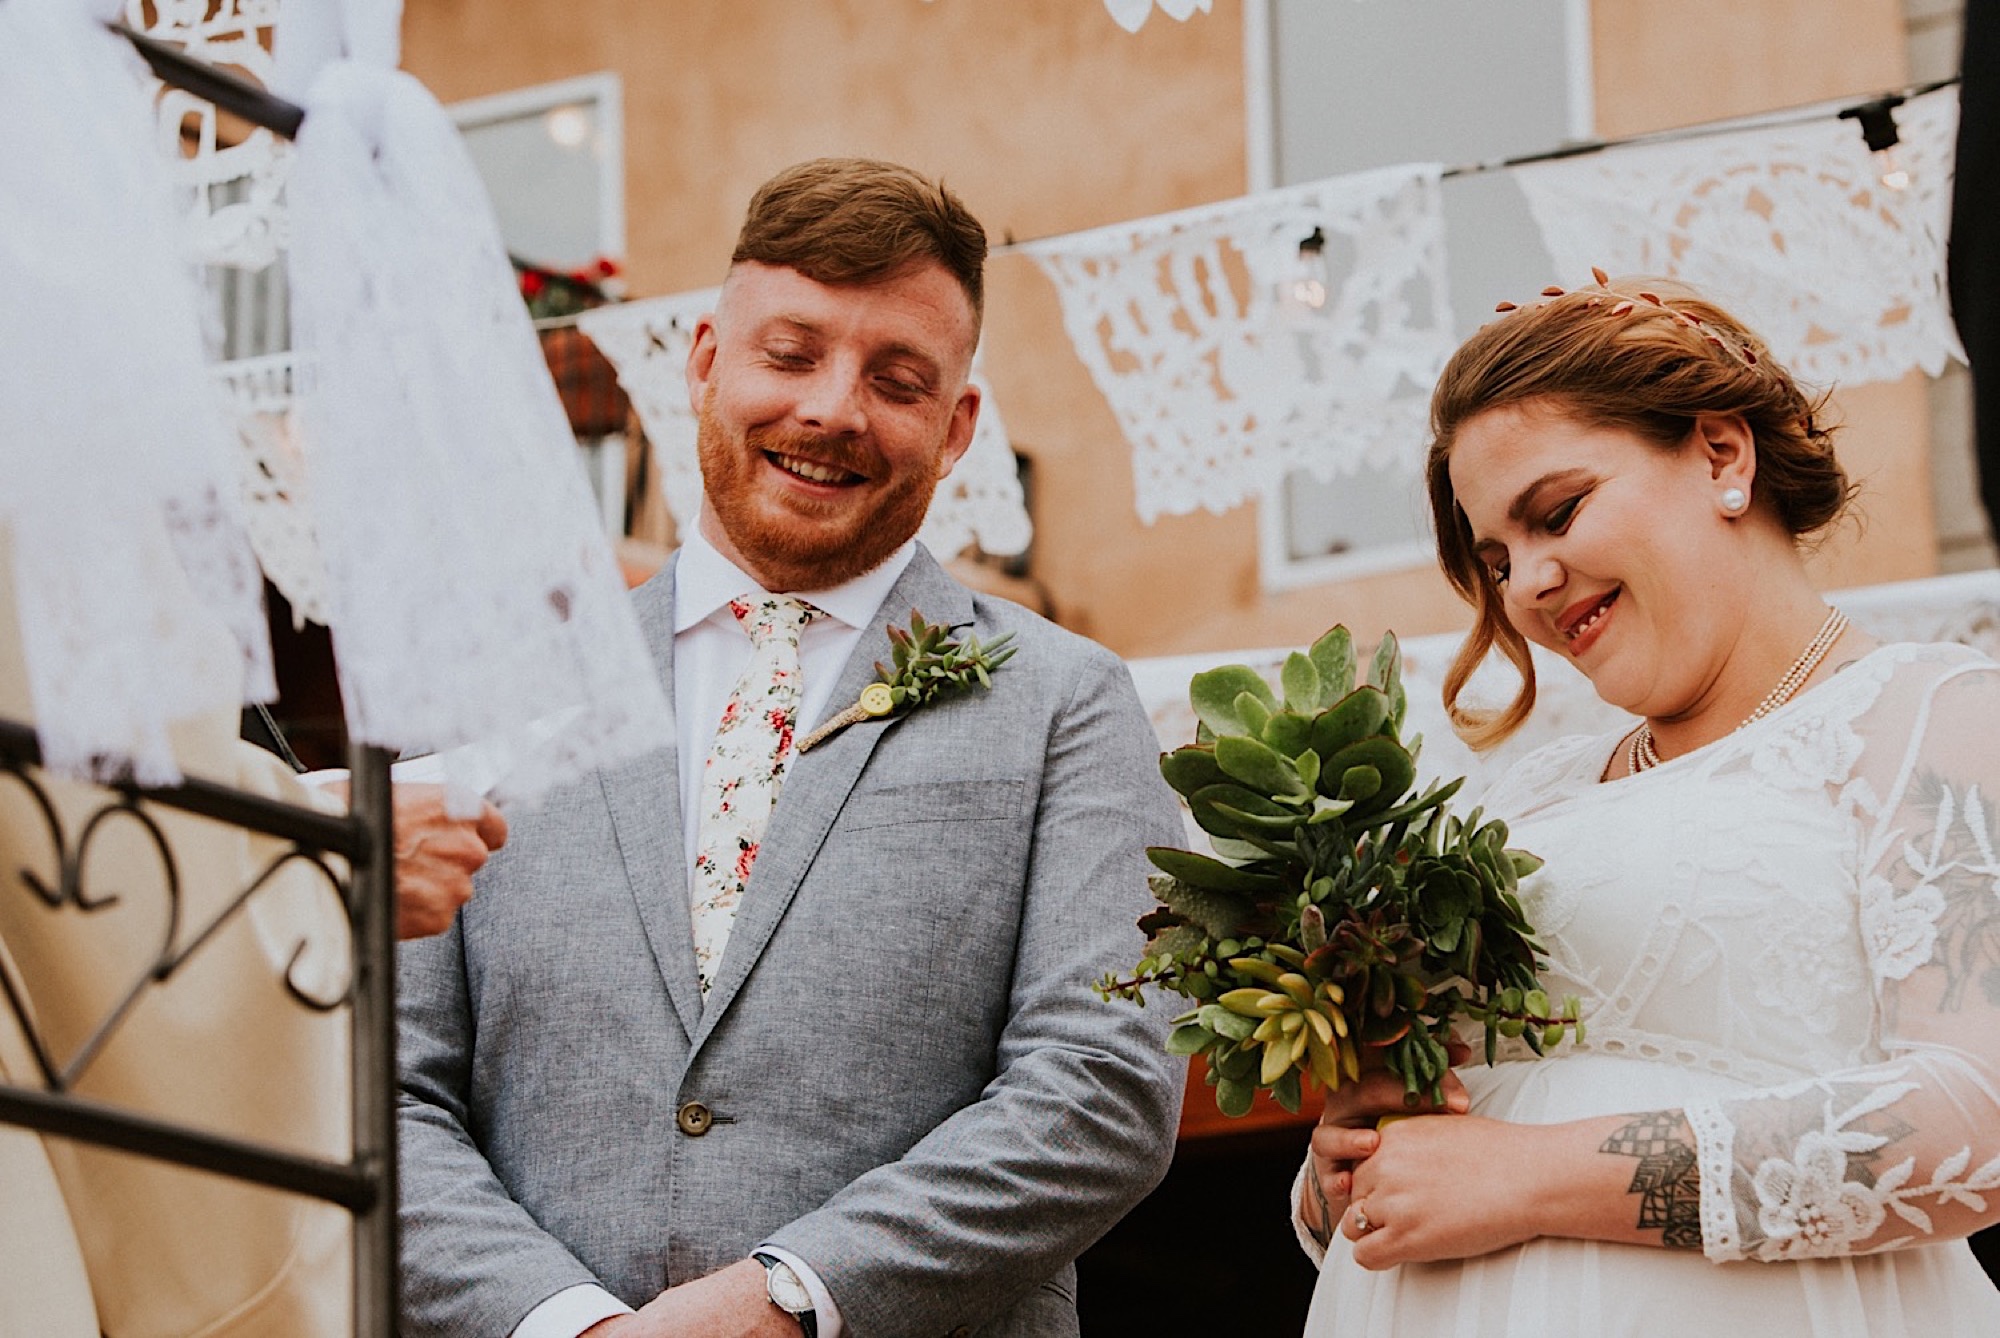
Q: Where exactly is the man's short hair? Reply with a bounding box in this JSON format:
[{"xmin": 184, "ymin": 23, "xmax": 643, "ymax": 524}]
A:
[{"xmin": 732, "ymin": 157, "xmax": 988, "ymax": 322}]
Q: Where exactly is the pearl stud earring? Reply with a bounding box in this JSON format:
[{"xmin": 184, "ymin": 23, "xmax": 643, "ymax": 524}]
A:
[{"xmin": 1720, "ymin": 487, "xmax": 1749, "ymax": 515}]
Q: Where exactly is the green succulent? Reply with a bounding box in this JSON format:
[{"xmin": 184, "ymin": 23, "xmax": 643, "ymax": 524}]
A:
[
  {"xmin": 876, "ymin": 610, "xmax": 1015, "ymax": 709},
  {"xmin": 1097, "ymin": 625, "xmax": 1582, "ymax": 1116}
]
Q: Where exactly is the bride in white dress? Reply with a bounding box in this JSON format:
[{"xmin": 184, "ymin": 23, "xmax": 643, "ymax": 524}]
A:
[{"xmin": 1293, "ymin": 279, "xmax": 2000, "ymax": 1336}]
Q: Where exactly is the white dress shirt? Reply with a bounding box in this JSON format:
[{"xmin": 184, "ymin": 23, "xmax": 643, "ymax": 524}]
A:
[
  {"xmin": 513, "ymin": 524, "xmax": 913, "ymax": 1338},
  {"xmin": 669, "ymin": 525, "xmax": 916, "ymax": 887}
]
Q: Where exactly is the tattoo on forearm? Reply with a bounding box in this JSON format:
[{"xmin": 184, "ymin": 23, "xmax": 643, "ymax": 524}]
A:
[{"xmin": 1601, "ymin": 1110, "xmax": 1702, "ymax": 1250}]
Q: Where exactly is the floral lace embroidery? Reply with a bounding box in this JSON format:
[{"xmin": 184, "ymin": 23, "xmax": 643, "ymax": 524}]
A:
[
  {"xmin": 1747, "ymin": 709, "xmax": 1864, "ymax": 792},
  {"xmin": 1750, "ymin": 906, "xmax": 1853, "ymax": 1035},
  {"xmin": 1858, "ymin": 870, "xmax": 1947, "ymax": 982},
  {"xmin": 1752, "ymin": 1130, "xmax": 1891, "ymax": 1256},
  {"xmin": 1729, "ymin": 1077, "xmax": 2000, "ymax": 1260},
  {"xmin": 1856, "ymin": 782, "xmax": 1998, "ymax": 984},
  {"xmin": 1480, "ymin": 732, "xmax": 1605, "ymax": 817}
]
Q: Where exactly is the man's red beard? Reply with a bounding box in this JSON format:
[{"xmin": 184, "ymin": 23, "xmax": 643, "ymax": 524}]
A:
[{"xmin": 695, "ymin": 393, "xmax": 945, "ymax": 592}]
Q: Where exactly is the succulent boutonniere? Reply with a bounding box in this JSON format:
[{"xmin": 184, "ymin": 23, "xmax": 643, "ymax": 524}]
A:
[{"xmin": 796, "ymin": 610, "xmax": 1017, "ymax": 753}]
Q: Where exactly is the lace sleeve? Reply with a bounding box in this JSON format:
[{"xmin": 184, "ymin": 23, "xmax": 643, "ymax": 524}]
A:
[{"xmin": 1686, "ymin": 657, "xmax": 2000, "ymax": 1262}]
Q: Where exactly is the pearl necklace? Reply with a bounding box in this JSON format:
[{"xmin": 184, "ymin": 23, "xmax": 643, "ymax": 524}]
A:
[{"xmin": 1626, "ymin": 607, "xmax": 1850, "ymax": 776}]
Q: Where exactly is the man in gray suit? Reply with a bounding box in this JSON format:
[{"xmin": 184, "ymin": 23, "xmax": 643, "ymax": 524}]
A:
[{"xmin": 397, "ymin": 158, "xmax": 1186, "ymax": 1338}]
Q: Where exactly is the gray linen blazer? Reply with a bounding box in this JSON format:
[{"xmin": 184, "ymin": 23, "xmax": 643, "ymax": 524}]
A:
[{"xmin": 397, "ymin": 547, "xmax": 1186, "ymax": 1337}]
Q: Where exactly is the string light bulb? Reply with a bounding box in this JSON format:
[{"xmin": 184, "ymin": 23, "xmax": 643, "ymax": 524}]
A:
[
  {"xmin": 1283, "ymin": 226, "xmax": 1330, "ymax": 313},
  {"xmin": 1839, "ymin": 95, "xmax": 1910, "ymax": 192},
  {"xmin": 545, "ymin": 104, "xmax": 591, "ymax": 150}
]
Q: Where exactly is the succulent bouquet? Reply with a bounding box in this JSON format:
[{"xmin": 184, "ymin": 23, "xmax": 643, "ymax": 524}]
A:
[{"xmin": 1097, "ymin": 626, "xmax": 1581, "ymax": 1117}]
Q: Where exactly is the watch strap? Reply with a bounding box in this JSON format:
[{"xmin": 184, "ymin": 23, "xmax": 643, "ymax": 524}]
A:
[{"xmin": 752, "ymin": 1252, "xmax": 818, "ymax": 1338}]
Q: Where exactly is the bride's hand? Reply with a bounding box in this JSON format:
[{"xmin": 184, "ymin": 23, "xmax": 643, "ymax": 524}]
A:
[
  {"xmin": 1302, "ymin": 1041, "xmax": 1471, "ymax": 1243},
  {"xmin": 1342, "ymin": 1113, "xmax": 1546, "ymax": 1268}
]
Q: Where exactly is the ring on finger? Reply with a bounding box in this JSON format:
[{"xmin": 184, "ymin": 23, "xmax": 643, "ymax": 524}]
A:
[{"xmin": 1352, "ymin": 1201, "xmax": 1376, "ymax": 1234}]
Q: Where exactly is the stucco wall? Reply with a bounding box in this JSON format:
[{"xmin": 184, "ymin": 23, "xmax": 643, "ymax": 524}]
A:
[{"xmin": 404, "ymin": 2, "xmax": 1244, "ymax": 293}]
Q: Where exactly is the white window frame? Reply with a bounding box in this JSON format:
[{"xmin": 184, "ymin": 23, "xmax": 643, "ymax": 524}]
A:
[
  {"xmin": 449, "ymin": 71, "xmax": 627, "ymax": 267},
  {"xmin": 450, "ymin": 73, "xmax": 629, "ymax": 533},
  {"xmin": 1241, "ymin": 0, "xmax": 1594, "ymax": 592},
  {"xmin": 1256, "ymin": 480, "xmax": 1439, "ymax": 593}
]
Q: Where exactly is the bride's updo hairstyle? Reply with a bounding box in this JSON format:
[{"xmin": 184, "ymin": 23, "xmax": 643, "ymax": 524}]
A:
[{"xmin": 1425, "ymin": 277, "xmax": 1855, "ymax": 749}]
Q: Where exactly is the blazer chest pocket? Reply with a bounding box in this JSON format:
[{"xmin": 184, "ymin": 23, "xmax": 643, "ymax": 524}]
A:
[
  {"xmin": 836, "ymin": 778, "xmax": 1032, "ymax": 833},
  {"xmin": 822, "ymin": 780, "xmax": 1037, "ymax": 1002}
]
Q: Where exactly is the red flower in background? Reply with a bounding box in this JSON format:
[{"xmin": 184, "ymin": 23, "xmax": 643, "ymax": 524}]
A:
[{"xmin": 517, "ymin": 255, "xmax": 624, "ymax": 320}]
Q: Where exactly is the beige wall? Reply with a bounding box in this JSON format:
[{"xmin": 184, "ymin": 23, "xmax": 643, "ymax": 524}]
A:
[
  {"xmin": 404, "ymin": 0, "xmax": 1938, "ymax": 659},
  {"xmin": 1593, "ymin": 0, "xmax": 1911, "ymax": 138},
  {"xmin": 408, "ymin": 1, "xmax": 1246, "ymax": 296}
]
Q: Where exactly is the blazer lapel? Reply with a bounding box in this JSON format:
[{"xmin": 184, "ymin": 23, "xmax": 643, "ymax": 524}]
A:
[
  {"xmin": 599, "ymin": 559, "xmax": 705, "ymax": 1040},
  {"xmin": 693, "ymin": 548, "xmax": 975, "ymax": 1039}
]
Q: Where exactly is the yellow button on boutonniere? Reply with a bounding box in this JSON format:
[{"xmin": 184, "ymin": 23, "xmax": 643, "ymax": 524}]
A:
[{"xmin": 797, "ymin": 610, "xmax": 1016, "ymax": 753}]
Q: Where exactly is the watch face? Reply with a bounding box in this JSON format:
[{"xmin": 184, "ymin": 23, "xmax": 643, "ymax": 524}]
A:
[{"xmin": 765, "ymin": 1259, "xmax": 814, "ymax": 1313}]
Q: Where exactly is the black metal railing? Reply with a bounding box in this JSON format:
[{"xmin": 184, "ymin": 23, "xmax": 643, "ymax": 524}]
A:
[{"xmin": 0, "ymin": 718, "xmax": 398, "ymax": 1336}]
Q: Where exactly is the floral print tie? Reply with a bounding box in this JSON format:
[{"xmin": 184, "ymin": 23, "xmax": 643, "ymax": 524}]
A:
[{"xmin": 691, "ymin": 596, "xmax": 819, "ymax": 995}]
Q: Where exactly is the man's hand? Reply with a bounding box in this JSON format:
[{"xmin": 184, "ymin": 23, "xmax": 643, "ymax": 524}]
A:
[
  {"xmin": 321, "ymin": 780, "xmax": 507, "ymax": 939},
  {"xmin": 389, "ymin": 783, "xmax": 507, "ymax": 938},
  {"xmin": 582, "ymin": 1260, "xmax": 797, "ymax": 1338}
]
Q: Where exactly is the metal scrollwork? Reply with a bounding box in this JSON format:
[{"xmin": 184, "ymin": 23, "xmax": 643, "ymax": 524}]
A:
[
  {"xmin": 0, "ymin": 721, "xmax": 399, "ymax": 1334},
  {"xmin": 0, "ymin": 755, "xmax": 354, "ymax": 1096}
]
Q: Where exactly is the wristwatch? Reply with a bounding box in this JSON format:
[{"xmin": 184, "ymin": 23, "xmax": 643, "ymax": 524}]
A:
[{"xmin": 753, "ymin": 1252, "xmax": 818, "ymax": 1337}]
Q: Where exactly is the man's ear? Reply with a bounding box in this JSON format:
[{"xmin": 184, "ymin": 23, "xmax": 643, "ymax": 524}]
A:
[
  {"xmin": 1695, "ymin": 412, "xmax": 1757, "ymax": 493},
  {"xmin": 684, "ymin": 313, "xmax": 720, "ymax": 416},
  {"xmin": 936, "ymin": 382, "xmax": 981, "ymax": 480}
]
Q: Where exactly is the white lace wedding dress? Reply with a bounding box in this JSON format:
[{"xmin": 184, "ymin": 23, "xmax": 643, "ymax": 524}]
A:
[{"xmin": 1299, "ymin": 642, "xmax": 2000, "ymax": 1336}]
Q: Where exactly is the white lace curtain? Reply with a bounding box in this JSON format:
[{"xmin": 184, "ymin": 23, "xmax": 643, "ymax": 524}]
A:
[
  {"xmin": 4, "ymin": 0, "xmax": 674, "ymax": 804},
  {"xmin": 134, "ymin": 3, "xmax": 328, "ymax": 628},
  {"xmin": 1515, "ymin": 87, "xmax": 1962, "ymax": 388},
  {"xmin": 1, "ymin": 0, "xmax": 276, "ymax": 785},
  {"xmin": 280, "ymin": 20, "xmax": 674, "ymax": 809},
  {"xmin": 210, "ymin": 355, "xmax": 328, "ymax": 627},
  {"xmin": 1021, "ymin": 164, "xmax": 1455, "ymax": 522},
  {"xmin": 134, "ymin": 0, "xmax": 293, "ymax": 271},
  {"xmin": 578, "ymin": 294, "xmax": 1034, "ymax": 560}
]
